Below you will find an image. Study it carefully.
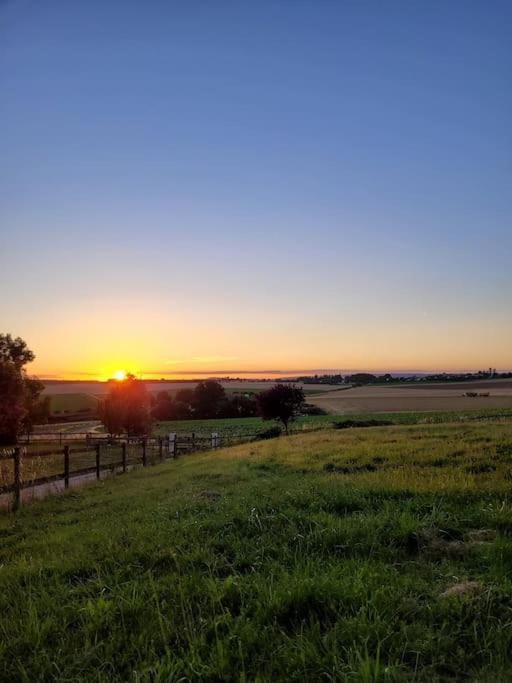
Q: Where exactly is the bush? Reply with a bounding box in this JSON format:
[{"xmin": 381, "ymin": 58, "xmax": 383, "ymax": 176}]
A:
[
  {"xmin": 302, "ymin": 403, "xmax": 327, "ymax": 416},
  {"xmin": 256, "ymin": 426, "xmax": 282, "ymax": 440},
  {"xmin": 332, "ymin": 419, "xmax": 394, "ymax": 429}
]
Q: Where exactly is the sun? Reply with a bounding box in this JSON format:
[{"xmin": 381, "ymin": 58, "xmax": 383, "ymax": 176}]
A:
[{"xmin": 112, "ymin": 369, "xmax": 127, "ymax": 381}]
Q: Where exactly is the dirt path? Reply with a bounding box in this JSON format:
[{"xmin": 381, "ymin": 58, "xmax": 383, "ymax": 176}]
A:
[{"xmin": 0, "ymin": 464, "xmax": 129, "ymax": 510}]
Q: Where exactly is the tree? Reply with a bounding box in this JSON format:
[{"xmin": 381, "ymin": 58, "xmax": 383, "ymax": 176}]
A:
[
  {"xmin": 0, "ymin": 334, "xmax": 44, "ymax": 445},
  {"xmin": 0, "ymin": 334, "xmax": 35, "ymax": 369},
  {"xmin": 151, "ymin": 390, "xmax": 175, "ymax": 420},
  {"xmin": 23, "ymin": 378, "xmax": 50, "ymax": 432},
  {"xmin": 345, "ymin": 373, "xmax": 377, "ymax": 386},
  {"xmin": 219, "ymin": 393, "xmax": 258, "ymax": 418},
  {"xmin": 98, "ymin": 394, "xmax": 125, "ymax": 436},
  {"xmin": 192, "ymin": 380, "xmax": 226, "ymax": 418},
  {"xmin": 100, "ymin": 374, "xmax": 152, "ymax": 436},
  {"xmin": 173, "ymin": 388, "xmax": 195, "ymax": 418},
  {"xmin": 256, "ymin": 383, "xmax": 305, "ymax": 433},
  {"xmin": 0, "ymin": 362, "xmax": 27, "ymax": 445}
]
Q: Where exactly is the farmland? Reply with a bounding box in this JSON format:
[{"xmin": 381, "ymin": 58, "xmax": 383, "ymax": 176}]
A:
[
  {"xmin": 47, "ymin": 392, "xmax": 99, "ymax": 420},
  {"xmin": 41, "ymin": 379, "xmax": 512, "ymax": 423},
  {"xmin": 2, "ymin": 419, "xmax": 512, "ymax": 680},
  {"xmin": 310, "ymin": 379, "xmax": 512, "ymax": 415},
  {"xmin": 41, "ymin": 380, "xmax": 340, "ymax": 398},
  {"xmin": 40, "ymin": 380, "xmax": 339, "ymax": 421}
]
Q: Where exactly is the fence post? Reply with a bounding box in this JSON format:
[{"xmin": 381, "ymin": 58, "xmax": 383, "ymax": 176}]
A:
[
  {"xmin": 122, "ymin": 442, "xmax": 127, "ymax": 473},
  {"xmin": 142, "ymin": 440, "xmax": 147, "ymax": 467},
  {"xmin": 64, "ymin": 445, "xmax": 70, "ymax": 489},
  {"xmin": 13, "ymin": 447, "xmax": 21, "ymax": 511},
  {"xmin": 95, "ymin": 443, "xmax": 101, "ymax": 480},
  {"xmin": 212, "ymin": 432, "xmax": 219, "ymax": 449},
  {"xmin": 169, "ymin": 433, "xmax": 176, "ymax": 459},
  {"xmin": 191, "ymin": 432, "xmax": 195, "ymax": 451},
  {"xmin": 158, "ymin": 437, "xmax": 163, "ymax": 461}
]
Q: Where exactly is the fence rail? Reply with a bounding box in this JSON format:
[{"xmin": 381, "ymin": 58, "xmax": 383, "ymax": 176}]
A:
[{"xmin": 0, "ymin": 431, "xmax": 262, "ymax": 510}]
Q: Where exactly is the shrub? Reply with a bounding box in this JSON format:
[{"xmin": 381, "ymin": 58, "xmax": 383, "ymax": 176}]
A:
[
  {"xmin": 256, "ymin": 426, "xmax": 282, "ymax": 440},
  {"xmin": 302, "ymin": 403, "xmax": 327, "ymax": 416},
  {"xmin": 332, "ymin": 419, "xmax": 394, "ymax": 429}
]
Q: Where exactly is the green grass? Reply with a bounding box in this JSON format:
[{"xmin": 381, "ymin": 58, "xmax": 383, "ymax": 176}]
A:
[
  {"xmin": 17, "ymin": 443, "xmax": 155, "ymax": 483},
  {"xmin": 47, "ymin": 393, "xmax": 99, "ymax": 417},
  {"xmin": 2, "ymin": 420, "xmax": 512, "ymax": 680},
  {"xmin": 153, "ymin": 414, "xmax": 335, "ymax": 437},
  {"xmin": 13, "ymin": 406, "xmax": 512, "ymax": 492},
  {"xmin": 343, "ymin": 407, "xmax": 512, "ymax": 424},
  {"xmin": 153, "ymin": 407, "xmax": 512, "ymax": 438}
]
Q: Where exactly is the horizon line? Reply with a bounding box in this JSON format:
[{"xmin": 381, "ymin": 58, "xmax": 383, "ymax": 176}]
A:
[{"xmin": 32, "ymin": 367, "xmax": 511, "ymax": 382}]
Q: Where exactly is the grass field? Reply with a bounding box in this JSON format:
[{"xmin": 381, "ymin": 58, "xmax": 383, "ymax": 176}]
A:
[
  {"xmin": 153, "ymin": 414, "xmax": 335, "ymax": 438},
  {"xmin": 10, "ymin": 411, "xmax": 512, "ymax": 496},
  {"xmin": 153, "ymin": 408, "xmax": 512, "ymax": 438},
  {"xmin": 2, "ymin": 420, "xmax": 512, "ymax": 680},
  {"xmin": 48, "ymin": 393, "xmax": 99, "ymax": 417}
]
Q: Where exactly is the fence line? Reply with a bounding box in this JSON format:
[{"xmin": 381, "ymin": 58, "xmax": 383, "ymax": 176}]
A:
[{"xmin": 0, "ymin": 431, "xmax": 262, "ymax": 511}]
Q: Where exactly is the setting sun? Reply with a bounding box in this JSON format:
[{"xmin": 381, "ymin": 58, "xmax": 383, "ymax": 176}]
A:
[{"xmin": 112, "ymin": 370, "xmax": 127, "ymax": 381}]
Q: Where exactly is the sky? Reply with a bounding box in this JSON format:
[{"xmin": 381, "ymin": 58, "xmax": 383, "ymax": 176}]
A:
[{"xmin": 1, "ymin": 1, "xmax": 511, "ymax": 380}]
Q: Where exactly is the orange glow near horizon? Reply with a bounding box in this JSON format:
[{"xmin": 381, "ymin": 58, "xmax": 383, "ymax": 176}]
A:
[
  {"xmin": 112, "ymin": 370, "xmax": 127, "ymax": 381},
  {"xmin": 20, "ymin": 296, "xmax": 512, "ymax": 381}
]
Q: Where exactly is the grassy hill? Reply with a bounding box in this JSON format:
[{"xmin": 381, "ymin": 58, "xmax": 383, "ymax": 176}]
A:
[{"xmin": 2, "ymin": 422, "xmax": 512, "ymax": 680}]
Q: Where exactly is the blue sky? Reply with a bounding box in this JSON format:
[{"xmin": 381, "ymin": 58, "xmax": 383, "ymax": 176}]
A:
[{"xmin": 1, "ymin": 1, "xmax": 511, "ymax": 377}]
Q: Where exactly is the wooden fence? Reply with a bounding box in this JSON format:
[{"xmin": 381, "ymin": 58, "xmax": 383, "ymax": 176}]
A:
[{"xmin": 0, "ymin": 431, "xmax": 260, "ymax": 511}]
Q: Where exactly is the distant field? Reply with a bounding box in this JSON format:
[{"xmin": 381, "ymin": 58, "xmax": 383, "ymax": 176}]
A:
[
  {"xmin": 310, "ymin": 379, "xmax": 512, "ymax": 414},
  {"xmin": 48, "ymin": 392, "xmax": 99, "ymax": 417},
  {"xmin": 42, "ymin": 380, "xmax": 339, "ymax": 398},
  {"xmin": 3, "ymin": 420, "xmax": 512, "ymax": 679}
]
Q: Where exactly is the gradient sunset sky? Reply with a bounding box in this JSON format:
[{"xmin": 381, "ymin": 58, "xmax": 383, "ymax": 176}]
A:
[{"xmin": 1, "ymin": 1, "xmax": 511, "ymax": 380}]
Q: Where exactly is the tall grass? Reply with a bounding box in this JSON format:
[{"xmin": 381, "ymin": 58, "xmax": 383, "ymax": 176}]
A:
[{"xmin": 1, "ymin": 421, "xmax": 512, "ymax": 680}]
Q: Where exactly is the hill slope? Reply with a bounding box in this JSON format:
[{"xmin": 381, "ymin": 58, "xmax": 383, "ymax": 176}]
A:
[{"xmin": 2, "ymin": 423, "xmax": 512, "ymax": 680}]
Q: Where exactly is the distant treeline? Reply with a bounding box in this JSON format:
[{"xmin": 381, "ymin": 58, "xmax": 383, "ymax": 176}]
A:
[{"xmin": 287, "ymin": 369, "xmax": 512, "ymax": 386}]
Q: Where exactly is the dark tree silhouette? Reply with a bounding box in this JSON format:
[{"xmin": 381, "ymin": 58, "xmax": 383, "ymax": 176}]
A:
[
  {"xmin": 256, "ymin": 383, "xmax": 305, "ymax": 433},
  {"xmin": 192, "ymin": 380, "xmax": 226, "ymax": 418},
  {"xmin": 0, "ymin": 334, "xmax": 35, "ymax": 369},
  {"xmin": 151, "ymin": 390, "xmax": 176, "ymax": 420},
  {"xmin": 0, "ymin": 362, "xmax": 26, "ymax": 445},
  {"xmin": 151, "ymin": 383, "xmax": 258, "ymax": 421},
  {"xmin": 219, "ymin": 393, "xmax": 258, "ymax": 418},
  {"xmin": 23, "ymin": 378, "xmax": 50, "ymax": 431},
  {"xmin": 100, "ymin": 373, "xmax": 152, "ymax": 436},
  {"xmin": 0, "ymin": 334, "xmax": 45, "ymax": 444}
]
